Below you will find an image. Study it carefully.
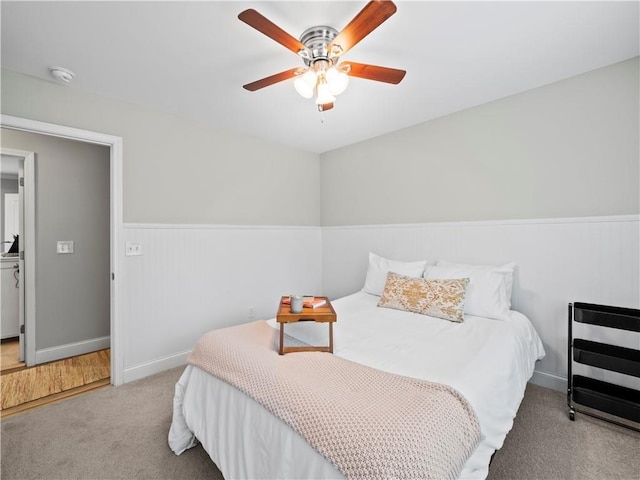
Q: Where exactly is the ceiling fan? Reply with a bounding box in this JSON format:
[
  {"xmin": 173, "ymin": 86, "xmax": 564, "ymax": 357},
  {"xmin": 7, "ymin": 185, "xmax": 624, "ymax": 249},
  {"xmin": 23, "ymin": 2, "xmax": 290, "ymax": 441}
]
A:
[{"xmin": 238, "ymin": 0, "xmax": 406, "ymax": 112}]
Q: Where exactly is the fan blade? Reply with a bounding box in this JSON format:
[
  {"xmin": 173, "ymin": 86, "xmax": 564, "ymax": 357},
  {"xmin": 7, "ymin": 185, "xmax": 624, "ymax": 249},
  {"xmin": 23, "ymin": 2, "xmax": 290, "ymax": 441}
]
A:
[
  {"xmin": 328, "ymin": 1, "xmax": 397, "ymax": 57},
  {"xmin": 238, "ymin": 9, "xmax": 306, "ymax": 55},
  {"xmin": 343, "ymin": 61, "xmax": 406, "ymax": 84},
  {"xmin": 243, "ymin": 68, "xmax": 300, "ymax": 91}
]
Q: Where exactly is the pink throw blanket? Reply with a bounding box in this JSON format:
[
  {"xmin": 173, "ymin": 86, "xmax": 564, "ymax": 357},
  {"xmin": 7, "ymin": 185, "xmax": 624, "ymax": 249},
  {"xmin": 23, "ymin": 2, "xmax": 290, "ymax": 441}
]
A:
[{"xmin": 188, "ymin": 320, "xmax": 481, "ymax": 480}]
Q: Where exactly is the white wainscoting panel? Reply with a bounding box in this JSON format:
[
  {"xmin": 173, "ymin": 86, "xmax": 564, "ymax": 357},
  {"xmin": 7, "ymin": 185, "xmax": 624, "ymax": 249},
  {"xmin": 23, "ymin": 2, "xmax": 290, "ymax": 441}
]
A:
[
  {"xmin": 121, "ymin": 224, "xmax": 322, "ymax": 382},
  {"xmin": 322, "ymin": 216, "xmax": 640, "ymax": 391}
]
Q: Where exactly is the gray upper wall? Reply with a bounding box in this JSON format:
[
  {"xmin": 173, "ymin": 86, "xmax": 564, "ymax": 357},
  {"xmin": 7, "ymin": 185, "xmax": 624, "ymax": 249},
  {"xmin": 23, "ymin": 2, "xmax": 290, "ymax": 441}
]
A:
[
  {"xmin": 1, "ymin": 177, "xmax": 19, "ymax": 249},
  {"xmin": 1, "ymin": 69, "xmax": 321, "ymax": 226},
  {"xmin": 3, "ymin": 58, "xmax": 638, "ymax": 228},
  {"xmin": 320, "ymin": 57, "xmax": 639, "ymax": 226}
]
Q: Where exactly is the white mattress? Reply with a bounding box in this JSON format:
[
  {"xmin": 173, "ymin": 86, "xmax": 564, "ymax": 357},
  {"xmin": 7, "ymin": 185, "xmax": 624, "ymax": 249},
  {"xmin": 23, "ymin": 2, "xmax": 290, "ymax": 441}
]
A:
[{"xmin": 169, "ymin": 291, "xmax": 545, "ymax": 479}]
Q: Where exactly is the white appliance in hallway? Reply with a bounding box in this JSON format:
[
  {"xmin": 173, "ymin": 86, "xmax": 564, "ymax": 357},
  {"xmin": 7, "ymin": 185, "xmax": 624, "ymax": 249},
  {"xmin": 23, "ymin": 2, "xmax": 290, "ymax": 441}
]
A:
[{"xmin": 1, "ymin": 257, "xmax": 20, "ymax": 339}]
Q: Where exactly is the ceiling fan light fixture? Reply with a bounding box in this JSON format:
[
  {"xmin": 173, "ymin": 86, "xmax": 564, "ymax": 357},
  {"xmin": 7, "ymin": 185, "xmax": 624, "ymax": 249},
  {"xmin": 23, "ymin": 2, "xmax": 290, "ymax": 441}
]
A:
[
  {"xmin": 326, "ymin": 67, "xmax": 349, "ymax": 96},
  {"xmin": 315, "ymin": 78, "xmax": 336, "ymax": 105},
  {"xmin": 293, "ymin": 70, "xmax": 316, "ymax": 99}
]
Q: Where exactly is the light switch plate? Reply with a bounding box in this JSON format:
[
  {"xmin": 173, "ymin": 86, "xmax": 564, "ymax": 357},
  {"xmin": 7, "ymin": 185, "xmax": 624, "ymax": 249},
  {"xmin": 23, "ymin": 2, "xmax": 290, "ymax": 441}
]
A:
[
  {"xmin": 57, "ymin": 241, "xmax": 74, "ymax": 254},
  {"xmin": 125, "ymin": 242, "xmax": 142, "ymax": 256}
]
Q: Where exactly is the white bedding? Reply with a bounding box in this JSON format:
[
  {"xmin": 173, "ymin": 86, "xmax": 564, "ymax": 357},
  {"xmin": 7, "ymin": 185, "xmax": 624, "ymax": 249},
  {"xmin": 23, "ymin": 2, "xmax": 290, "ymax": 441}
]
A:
[{"xmin": 169, "ymin": 291, "xmax": 545, "ymax": 479}]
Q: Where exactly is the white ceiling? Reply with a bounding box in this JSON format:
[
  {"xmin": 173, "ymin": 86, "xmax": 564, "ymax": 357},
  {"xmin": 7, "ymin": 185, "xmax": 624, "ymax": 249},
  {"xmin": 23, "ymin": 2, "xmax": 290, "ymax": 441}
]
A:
[{"xmin": 1, "ymin": 1, "xmax": 638, "ymax": 154}]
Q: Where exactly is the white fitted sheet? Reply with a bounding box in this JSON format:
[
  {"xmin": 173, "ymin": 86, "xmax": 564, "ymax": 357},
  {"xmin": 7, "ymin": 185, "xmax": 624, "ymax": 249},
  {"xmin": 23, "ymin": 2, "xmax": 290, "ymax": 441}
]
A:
[{"xmin": 169, "ymin": 291, "xmax": 545, "ymax": 479}]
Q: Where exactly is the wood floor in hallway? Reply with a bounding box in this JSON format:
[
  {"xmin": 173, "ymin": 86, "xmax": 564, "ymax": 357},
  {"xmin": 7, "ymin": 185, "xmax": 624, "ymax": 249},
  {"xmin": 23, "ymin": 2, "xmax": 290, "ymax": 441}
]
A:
[
  {"xmin": 0, "ymin": 338, "xmax": 25, "ymax": 373},
  {"xmin": 0, "ymin": 347, "xmax": 110, "ymax": 416}
]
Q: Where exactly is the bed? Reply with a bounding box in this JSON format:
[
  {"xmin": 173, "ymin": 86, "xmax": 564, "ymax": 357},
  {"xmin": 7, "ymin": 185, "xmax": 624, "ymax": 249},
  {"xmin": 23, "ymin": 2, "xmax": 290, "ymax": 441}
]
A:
[{"xmin": 169, "ymin": 256, "xmax": 545, "ymax": 479}]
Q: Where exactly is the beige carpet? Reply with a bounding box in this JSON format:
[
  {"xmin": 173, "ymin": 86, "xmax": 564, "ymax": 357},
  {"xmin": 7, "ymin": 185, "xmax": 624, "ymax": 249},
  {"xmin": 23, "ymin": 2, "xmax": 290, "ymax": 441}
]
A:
[
  {"xmin": 488, "ymin": 384, "xmax": 640, "ymax": 480},
  {"xmin": 1, "ymin": 367, "xmax": 638, "ymax": 480}
]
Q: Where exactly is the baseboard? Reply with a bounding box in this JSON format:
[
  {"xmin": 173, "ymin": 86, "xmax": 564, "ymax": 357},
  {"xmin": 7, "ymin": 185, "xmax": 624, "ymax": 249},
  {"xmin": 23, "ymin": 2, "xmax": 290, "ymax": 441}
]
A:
[
  {"xmin": 123, "ymin": 349, "xmax": 191, "ymax": 383},
  {"xmin": 35, "ymin": 336, "xmax": 110, "ymax": 365},
  {"xmin": 530, "ymin": 369, "xmax": 566, "ymax": 393}
]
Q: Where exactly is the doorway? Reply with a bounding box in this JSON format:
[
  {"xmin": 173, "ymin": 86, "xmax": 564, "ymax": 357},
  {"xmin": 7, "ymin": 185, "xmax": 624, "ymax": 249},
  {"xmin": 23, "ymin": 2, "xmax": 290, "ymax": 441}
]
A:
[{"xmin": 0, "ymin": 114, "xmax": 123, "ymax": 386}]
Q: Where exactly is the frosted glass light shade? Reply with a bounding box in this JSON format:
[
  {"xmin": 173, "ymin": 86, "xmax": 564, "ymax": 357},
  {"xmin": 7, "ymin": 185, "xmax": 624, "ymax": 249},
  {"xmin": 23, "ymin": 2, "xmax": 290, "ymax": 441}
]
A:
[
  {"xmin": 315, "ymin": 81, "xmax": 336, "ymax": 105},
  {"xmin": 293, "ymin": 70, "xmax": 317, "ymax": 99},
  {"xmin": 326, "ymin": 67, "xmax": 349, "ymax": 95}
]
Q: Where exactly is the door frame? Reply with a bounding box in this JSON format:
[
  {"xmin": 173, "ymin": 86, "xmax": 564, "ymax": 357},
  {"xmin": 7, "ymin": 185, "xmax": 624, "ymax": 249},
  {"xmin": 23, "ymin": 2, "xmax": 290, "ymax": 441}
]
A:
[
  {"xmin": 1, "ymin": 114, "xmax": 124, "ymax": 386},
  {"xmin": 1, "ymin": 147, "xmax": 34, "ymax": 363}
]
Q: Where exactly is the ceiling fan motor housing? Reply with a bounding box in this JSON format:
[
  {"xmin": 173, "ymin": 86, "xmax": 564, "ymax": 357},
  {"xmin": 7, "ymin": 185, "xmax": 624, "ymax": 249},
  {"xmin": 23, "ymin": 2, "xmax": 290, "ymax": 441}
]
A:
[{"xmin": 298, "ymin": 26, "xmax": 339, "ymax": 66}]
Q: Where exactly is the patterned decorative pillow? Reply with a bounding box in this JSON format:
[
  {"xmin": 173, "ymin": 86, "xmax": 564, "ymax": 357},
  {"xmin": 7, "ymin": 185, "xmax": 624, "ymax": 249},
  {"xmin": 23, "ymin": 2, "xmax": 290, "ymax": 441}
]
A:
[{"xmin": 378, "ymin": 272, "xmax": 470, "ymax": 323}]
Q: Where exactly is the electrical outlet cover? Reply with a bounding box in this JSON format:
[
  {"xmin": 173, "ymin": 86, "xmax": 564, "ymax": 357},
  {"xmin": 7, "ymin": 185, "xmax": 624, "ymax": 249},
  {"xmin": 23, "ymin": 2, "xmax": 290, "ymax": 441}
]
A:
[
  {"xmin": 125, "ymin": 242, "xmax": 142, "ymax": 256},
  {"xmin": 57, "ymin": 241, "xmax": 74, "ymax": 254}
]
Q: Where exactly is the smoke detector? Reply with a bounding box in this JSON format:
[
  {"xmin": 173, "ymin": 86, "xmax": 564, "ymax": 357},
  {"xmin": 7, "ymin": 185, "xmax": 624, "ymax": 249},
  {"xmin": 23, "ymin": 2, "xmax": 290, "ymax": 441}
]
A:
[{"xmin": 49, "ymin": 66, "xmax": 75, "ymax": 83}]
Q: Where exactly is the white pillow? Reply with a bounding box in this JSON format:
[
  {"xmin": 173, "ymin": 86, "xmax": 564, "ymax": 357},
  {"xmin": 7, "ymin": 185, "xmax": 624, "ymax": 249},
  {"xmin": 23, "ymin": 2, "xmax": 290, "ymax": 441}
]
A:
[
  {"xmin": 424, "ymin": 261, "xmax": 515, "ymax": 320},
  {"xmin": 362, "ymin": 252, "xmax": 427, "ymax": 297}
]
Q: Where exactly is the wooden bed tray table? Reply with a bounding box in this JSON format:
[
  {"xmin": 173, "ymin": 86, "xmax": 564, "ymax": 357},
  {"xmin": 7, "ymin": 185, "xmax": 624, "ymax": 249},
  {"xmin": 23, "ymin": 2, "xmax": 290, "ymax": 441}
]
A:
[{"xmin": 276, "ymin": 296, "xmax": 336, "ymax": 355}]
